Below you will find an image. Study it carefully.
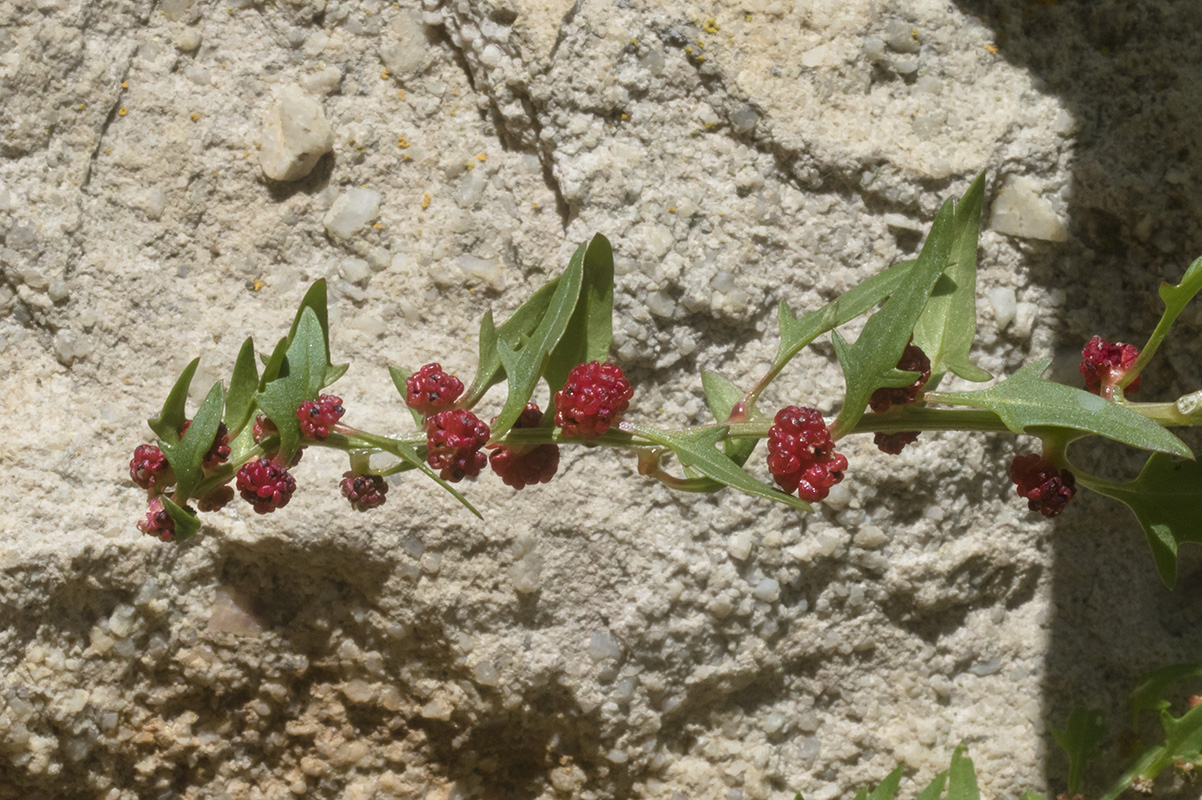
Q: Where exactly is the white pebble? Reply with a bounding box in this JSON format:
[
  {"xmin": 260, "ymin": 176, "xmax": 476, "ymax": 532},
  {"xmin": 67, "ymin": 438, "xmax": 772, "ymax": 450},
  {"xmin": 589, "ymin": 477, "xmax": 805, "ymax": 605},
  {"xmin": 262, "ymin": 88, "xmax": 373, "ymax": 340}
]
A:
[
  {"xmin": 852, "ymin": 525, "xmax": 887, "ymax": 550},
  {"xmin": 728, "ymin": 530, "xmax": 754, "ymax": 561},
  {"xmin": 824, "ymin": 483, "xmax": 851, "ymax": 511},
  {"xmin": 990, "ymin": 176, "xmax": 1068, "ymax": 242},
  {"xmin": 340, "ymin": 257, "xmax": 371, "ymax": 285},
  {"xmin": 323, "ymin": 188, "xmax": 380, "ymax": 239},
  {"xmin": 989, "ymin": 287, "xmax": 1017, "ymax": 331},
  {"xmin": 509, "ymin": 552, "xmax": 543, "ymax": 594},
  {"xmin": 587, "ymin": 632, "xmax": 621, "ymax": 662},
  {"xmin": 474, "ymin": 661, "xmax": 500, "ymax": 686},
  {"xmin": 752, "ymin": 578, "xmax": 780, "ymax": 603},
  {"xmin": 259, "ymin": 84, "xmax": 334, "ymax": 182}
]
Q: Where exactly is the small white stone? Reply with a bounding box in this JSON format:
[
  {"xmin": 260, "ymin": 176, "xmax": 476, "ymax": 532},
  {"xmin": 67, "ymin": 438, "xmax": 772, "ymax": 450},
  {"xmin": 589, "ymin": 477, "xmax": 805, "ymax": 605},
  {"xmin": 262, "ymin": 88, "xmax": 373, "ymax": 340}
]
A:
[
  {"xmin": 474, "ymin": 661, "xmax": 500, "ymax": 686},
  {"xmin": 259, "ymin": 85, "xmax": 334, "ymax": 182},
  {"xmin": 323, "ymin": 188, "xmax": 381, "ymax": 239},
  {"xmin": 303, "ymin": 66, "xmax": 343, "ymax": 96},
  {"xmin": 852, "ymin": 525, "xmax": 887, "ymax": 550},
  {"xmin": 990, "ymin": 176, "xmax": 1068, "ymax": 242},
  {"xmin": 752, "ymin": 578, "xmax": 780, "ymax": 603},
  {"xmin": 340, "ymin": 257, "xmax": 371, "ymax": 285},
  {"xmin": 728, "ymin": 530, "xmax": 754, "ymax": 561},
  {"xmin": 379, "ymin": 9, "xmax": 433, "ymax": 77},
  {"xmin": 509, "ymin": 552, "xmax": 543, "ymax": 594},
  {"xmin": 989, "ymin": 287, "xmax": 1017, "ymax": 331},
  {"xmin": 173, "ymin": 27, "xmax": 201, "ymax": 52},
  {"xmin": 421, "ymin": 697, "xmax": 452, "ymax": 720},
  {"xmin": 144, "ymin": 188, "xmax": 166, "ymax": 220},
  {"xmin": 587, "ymin": 632, "xmax": 621, "ymax": 662},
  {"xmin": 824, "ymin": 483, "xmax": 851, "ymax": 511},
  {"xmin": 455, "ymin": 254, "xmax": 502, "ymax": 287}
]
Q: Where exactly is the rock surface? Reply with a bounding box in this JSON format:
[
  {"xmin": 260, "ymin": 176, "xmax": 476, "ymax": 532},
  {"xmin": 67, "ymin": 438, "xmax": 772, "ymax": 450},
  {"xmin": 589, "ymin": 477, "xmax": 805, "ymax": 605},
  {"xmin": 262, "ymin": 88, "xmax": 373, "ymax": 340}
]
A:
[
  {"xmin": 3, "ymin": 1, "xmax": 1202, "ymax": 799},
  {"xmin": 259, "ymin": 84, "xmax": 335, "ymax": 182}
]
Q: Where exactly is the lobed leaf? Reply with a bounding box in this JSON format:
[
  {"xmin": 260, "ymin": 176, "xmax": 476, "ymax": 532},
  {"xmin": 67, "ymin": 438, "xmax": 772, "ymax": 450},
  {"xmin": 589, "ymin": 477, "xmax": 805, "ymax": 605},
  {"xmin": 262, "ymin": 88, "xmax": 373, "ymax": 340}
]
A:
[
  {"xmin": 545, "ymin": 234, "xmax": 616, "ymax": 396},
  {"xmin": 160, "ymin": 381, "xmax": 224, "ymax": 499},
  {"xmin": 701, "ymin": 370, "xmax": 760, "ymax": 466},
  {"xmin": 149, "ymin": 358, "xmax": 200, "ymax": 442},
  {"xmin": 1123, "ymin": 256, "xmax": 1202, "ymax": 388},
  {"xmin": 1051, "ymin": 707, "xmax": 1106, "ymax": 793},
  {"xmin": 635, "ymin": 426, "xmax": 812, "ymax": 512},
  {"xmin": 1099, "ymin": 703, "xmax": 1202, "ymax": 800},
  {"xmin": 831, "ymin": 199, "xmax": 957, "ymax": 438},
  {"xmin": 1129, "ymin": 663, "xmax": 1202, "ymax": 725},
  {"xmin": 464, "ymin": 281, "xmax": 559, "ymax": 408},
  {"xmin": 1079, "ymin": 454, "xmax": 1202, "ymax": 588},
  {"xmin": 224, "ymin": 338, "xmax": 259, "ymax": 436},
  {"xmin": 161, "ymin": 496, "xmax": 202, "ymax": 542},
  {"xmin": 492, "ymin": 247, "xmax": 585, "ymax": 438},
  {"xmin": 912, "ymin": 173, "xmax": 991, "ymax": 386},
  {"xmin": 255, "ymin": 308, "xmax": 328, "ymax": 461},
  {"xmin": 931, "ymin": 360, "xmax": 1192, "ymax": 458}
]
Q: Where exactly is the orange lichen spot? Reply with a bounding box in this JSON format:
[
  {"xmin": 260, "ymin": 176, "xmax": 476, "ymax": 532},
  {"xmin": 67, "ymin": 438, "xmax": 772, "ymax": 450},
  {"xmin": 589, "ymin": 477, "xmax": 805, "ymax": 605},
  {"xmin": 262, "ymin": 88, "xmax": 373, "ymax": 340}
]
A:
[
  {"xmin": 421, "ymin": 193, "xmax": 431, "ymax": 209},
  {"xmin": 121, "ymin": 81, "xmax": 129, "ymax": 89},
  {"xmin": 685, "ymin": 45, "xmax": 693, "ymax": 54},
  {"xmin": 620, "ymin": 113, "xmax": 629, "ymax": 121},
  {"xmin": 630, "ymin": 38, "xmax": 638, "ymax": 45},
  {"xmin": 191, "ymin": 113, "xmax": 200, "ymax": 122},
  {"xmin": 476, "ymin": 152, "xmax": 487, "ymax": 162},
  {"xmin": 396, "ymin": 135, "xmax": 411, "ymax": 148},
  {"xmin": 118, "ymin": 107, "xmax": 128, "ymax": 117},
  {"xmin": 984, "ymin": 44, "xmax": 999, "ymax": 54},
  {"xmin": 373, "ymin": 223, "xmax": 384, "ymax": 229},
  {"xmin": 531, "ymin": 202, "xmax": 540, "ymax": 209},
  {"xmin": 704, "ymin": 18, "xmax": 720, "ymax": 33},
  {"xmin": 402, "ymin": 153, "xmax": 411, "ymax": 161},
  {"xmin": 668, "ymin": 206, "xmax": 676, "ymax": 213},
  {"xmin": 398, "ymin": 89, "xmax": 407, "ymax": 100},
  {"xmin": 380, "ymin": 70, "xmax": 390, "ymax": 79},
  {"xmin": 252, "ymin": 279, "xmax": 265, "ymax": 291},
  {"xmin": 78, "ymin": 103, "xmax": 86, "ymax": 111}
]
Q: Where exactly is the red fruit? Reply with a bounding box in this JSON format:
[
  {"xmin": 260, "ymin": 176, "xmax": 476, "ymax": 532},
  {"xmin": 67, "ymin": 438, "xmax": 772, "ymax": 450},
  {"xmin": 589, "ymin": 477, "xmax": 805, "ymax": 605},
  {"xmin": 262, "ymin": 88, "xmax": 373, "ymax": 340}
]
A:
[
  {"xmin": 869, "ymin": 340, "xmax": 931, "ymax": 414},
  {"xmin": 1080, "ymin": 336, "xmax": 1142, "ymax": 396},
  {"xmin": 874, "ymin": 431, "xmax": 920, "ymax": 455},
  {"xmin": 405, "ymin": 363, "xmax": 465, "ymax": 415},
  {"xmin": 196, "ymin": 485, "xmax": 235, "ymax": 513},
  {"xmin": 341, "ymin": 472, "xmax": 389, "ymax": 511},
  {"xmin": 236, "ymin": 457, "xmax": 297, "ymax": 514},
  {"xmin": 489, "ymin": 403, "xmax": 560, "ymax": 489},
  {"xmin": 553, "ymin": 361, "xmax": 634, "ymax": 439},
  {"xmin": 180, "ymin": 420, "xmax": 232, "ymax": 469},
  {"xmin": 297, "ymin": 395, "xmax": 345, "ymax": 441},
  {"xmin": 130, "ymin": 444, "xmax": 174, "ymax": 494},
  {"xmin": 767, "ymin": 406, "xmax": 848, "ymax": 503},
  {"xmin": 425, "ymin": 409, "xmax": 490, "ymax": 482},
  {"xmin": 137, "ymin": 496, "xmax": 193, "ymax": 543},
  {"xmin": 1010, "ymin": 453, "xmax": 1077, "ymax": 518}
]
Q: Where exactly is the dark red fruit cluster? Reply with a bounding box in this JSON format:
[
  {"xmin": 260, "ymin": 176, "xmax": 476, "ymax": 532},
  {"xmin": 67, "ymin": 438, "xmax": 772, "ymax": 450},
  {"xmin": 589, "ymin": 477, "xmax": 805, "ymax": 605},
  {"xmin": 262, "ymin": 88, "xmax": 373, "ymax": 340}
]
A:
[
  {"xmin": 1010, "ymin": 453, "xmax": 1076, "ymax": 518},
  {"xmin": 236, "ymin": 457, "xmax": 297, "ymax": 514},
  {"xmin": 554, "ymin": 361, "xmax": 633, "ymax": 439},
  {"xmin": 425, "ymin": 409, "xmax": 490, "ymax": 482},
  {"xmin": 405, "ymin": 363, "xmax": 464, "ymax": 415},
  {"xmin": 297, "ymin": 395, "xmax": 345, "ymax": 441},
  {"xmin": 1080, "ymin": 336, "xmax": 1141, "ymax": 396},
  {"xmin": 767, "ymin": 406, "xmax": 848, "ymax": 502},
  {"xmin": 130, "ymin": 444, "xmax": 173, "ymax": 494},
  {"xmin": 341, "ymin": 472, "xmax": 389, "ymax": 511},
  {"xmin": 869, "ymin": 340, "xmax": 930, "ymax": 454},
  {"xmin": 181, "ymin": 419, "xmax": 232, "ymax": 469},
  {"xmin": 137, "ymin": 497, "xmax": 193, "ymax": 542},
  {"xmin": 489, "ymin": 403, "xmax": 560, "ymax": 489}
]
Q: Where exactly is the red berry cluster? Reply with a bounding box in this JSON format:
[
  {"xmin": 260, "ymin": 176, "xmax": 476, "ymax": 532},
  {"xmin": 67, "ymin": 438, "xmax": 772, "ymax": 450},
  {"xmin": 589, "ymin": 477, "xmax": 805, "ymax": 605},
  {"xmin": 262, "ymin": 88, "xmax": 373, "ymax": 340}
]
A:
[
  {"xmin": 1080, "ymin": 336, "xmax": 1141, "ymax": 396},
  {"xmin": 766, "ymin": 406, "xmax": 848, "ymax": 502},
  {"xmin": 426, "ymin": 409, "xmax": 491, "ymax": 482},
  {"xmin": 137, "ymin": 497, "xmax": 190, "ymax": 542},
  {"xmin": 341, "ymin": 471, "xmax": 389, "ymax": 511},
  {"xmin": 297, "ymin": 395, "xmax": 345, "ymax": 441},
  {"xmin": 180, "ymin": 419, "xmax": 232, "ymax": 469},
  {"xmin": 554, "ymin": 361, "xmax": 633, "ymax": 439},
  {"xmin": 489, "ymin": 403, "xmax": 560, "ymax": 489},
  {"xmin": 1009, "ymin": 454, "xmax": 1077, "ymax": 518},
  {"xmin": 130, "ymin": 444, "xmax": 173, "ymax": 494},
  {"xmin": 405, "ymin": 363, "xmax": 464, "ymax": 415},
  {"xmin": 236, "ymin": 457, "xmax": 298, "ymax": 514},
  {"xmin": 870, "ymin": 340, "xmax": 931, "ymax": 455}
]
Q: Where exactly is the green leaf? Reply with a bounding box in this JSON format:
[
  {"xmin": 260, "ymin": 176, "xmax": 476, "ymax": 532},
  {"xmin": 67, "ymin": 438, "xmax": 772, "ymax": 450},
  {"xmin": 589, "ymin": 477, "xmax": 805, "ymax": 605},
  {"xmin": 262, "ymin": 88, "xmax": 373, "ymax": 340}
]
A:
[
  {"xmin": 492, "ymin": 251, "xmax": 585, "ymax": 437},
  {"xmin": 161, "ymin": 496, "xmax": 202, "ymax": 542},
  {"xmin": 1124, "ymin": 256, "xmax": 1202, "ymax": 389},
  {"xmin": 286, "ymin": 280, "xmax": 346, "ymax": 386},
  {"xmin": 931, "ymin": 360, "xmax": 1192, "ymax": 458},
  {"xmin": 913, "ymin": 174, "xmax": 991, "ymax": 386},
  {"xmin": 1099, "ymin": 703, "xmax": 1202, "ymax": 800},
  {"xmin": 701, "ymin": 371, "xmax": 760, "ymax": 466},
  {"xmin": 1021, "ymin": 793, "xmax": 1050, "ymax": 800},
  {"xmin": 635, "ymin": 426, "xmax": 812, "ymax": 512},
  {"xmin": 260, "ymin": 336, "xmax": 289, "ymax": 389},
  {"xmin": 1130, "ymin": 663, "xmax": 1202, "ymax": 725},
  {"xmin": 255, "ymin": 308, "xmax": 328, "ymax": 461},
  {"xmin": 389, "ymin": 365, "xmax": 426, "ymax": 428},
  {"xmin": 1051, "ymin": 707, "xmax": 1106, "ymax": 793},
  {"xmin": 775, "ymin": 259, "xmax": 915, "ymax": 371},
  {"xmin": 831, "ymin": 199, "xmax": 957, "ymax": 438},
  {"xmin": 159, "ymin": 381, "xmax": 224, "ymax": 499},
  {"xmin": 224, "ymin": 338, "xmax": 259, "ymax": 435},
  {"xmin": 866, "ymin": 766, "xmax": 905, "ymax": 800},
  {"xmin": 148, "ymin": 358, "xmax": 200, "ymax": 442},
  {"xmin": 546, "ymin": 235, "xmax": 616, "ymax": 395},
  {"xmin": 391, "ymin": 438, "xmax": 482, "ymax": 519},
  {"xmin": 463, "ymin": 281, "xmax": 559, "ymax": 408},
  {"xmin": 945, "ymin": 746, "xmax": 979, "ymax": 800},
  {"xmin": 914, "ymin": 770, "xmax": 949, "ymax": 800}
]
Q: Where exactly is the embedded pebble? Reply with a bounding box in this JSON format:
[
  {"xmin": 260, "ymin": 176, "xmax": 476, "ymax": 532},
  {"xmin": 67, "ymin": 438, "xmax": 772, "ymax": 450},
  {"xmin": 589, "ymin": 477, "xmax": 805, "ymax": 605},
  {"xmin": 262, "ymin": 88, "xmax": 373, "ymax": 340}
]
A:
[
  {"xmin": 259, "ymin": 84, "xmax": 334, "ymax": 182},
  {"xmin": 588, "ymin": 632, "xmax": 621, "ymax": 662},
  {"xmin": 752, "ymin": 579, "xmax": 781, "ymax": 603},
  {"xmin": 323, "ymin": 188, "xmax": 380, "ymax": 239},
  {"xmin": 989, "ymin": 287, "xmax": 1017, "ymax": 331},
  {"xmin": 990, "ymin": 175, "xmax": 1068, "ymax": 242}
]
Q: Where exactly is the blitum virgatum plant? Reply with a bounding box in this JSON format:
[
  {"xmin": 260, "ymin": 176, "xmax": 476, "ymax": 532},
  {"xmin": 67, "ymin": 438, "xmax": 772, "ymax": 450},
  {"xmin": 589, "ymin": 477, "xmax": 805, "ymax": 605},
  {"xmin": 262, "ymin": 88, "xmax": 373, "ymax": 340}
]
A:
[{"xmin": 129, "ymin": 174, "xmax": 1202, "ymax": 588}]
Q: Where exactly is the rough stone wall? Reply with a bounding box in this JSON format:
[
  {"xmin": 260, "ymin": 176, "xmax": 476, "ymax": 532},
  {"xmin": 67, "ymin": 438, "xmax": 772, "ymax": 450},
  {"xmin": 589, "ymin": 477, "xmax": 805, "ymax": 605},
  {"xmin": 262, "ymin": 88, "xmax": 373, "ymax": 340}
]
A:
[{"xmin": 3, "ymin": 1, "xmax": 1202, "ymax": 799}]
